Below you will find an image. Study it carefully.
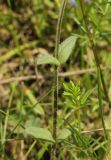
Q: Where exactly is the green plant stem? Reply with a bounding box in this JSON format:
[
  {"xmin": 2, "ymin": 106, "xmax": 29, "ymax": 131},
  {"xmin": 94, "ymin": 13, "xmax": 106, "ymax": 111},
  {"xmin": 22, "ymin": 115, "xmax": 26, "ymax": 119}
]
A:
[
  {"xmin": 79, "ymin": 0, "xmax": 108, "ymax": 141},
  {"xmin": 79, "ymin": 0, "xmax": 111, "ymax": 110},
  {"xmin": 51, "ymin": 1, "xmax": 67, "ymax": 160},
  {"xmin": 77, "ymin": 102, "xmax": 81, "ymax": 132},
  {"xmin": 23, "ymin": 140, "xmax": 37, "ymax": 160},
  {"xmin": 97, "ymin": 68, "xmax": 107, "ymax": 140},
  {"xmin": 2, "ymin": 84, "xmax": 16, "ymax": 159}
]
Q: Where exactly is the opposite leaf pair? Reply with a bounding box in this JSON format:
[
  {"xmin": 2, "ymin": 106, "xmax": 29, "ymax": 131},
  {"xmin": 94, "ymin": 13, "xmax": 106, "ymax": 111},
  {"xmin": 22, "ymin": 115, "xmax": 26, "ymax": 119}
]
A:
[{"xmin": 37, "ymin": 35, "xmax": 78, "ymax": 66}]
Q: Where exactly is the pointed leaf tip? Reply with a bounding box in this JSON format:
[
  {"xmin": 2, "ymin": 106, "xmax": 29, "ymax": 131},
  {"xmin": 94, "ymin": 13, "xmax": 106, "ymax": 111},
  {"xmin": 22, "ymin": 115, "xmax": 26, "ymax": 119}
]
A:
[{"xmin": 58, "ymin": 35, "xmax": 78, "ymax": 64}]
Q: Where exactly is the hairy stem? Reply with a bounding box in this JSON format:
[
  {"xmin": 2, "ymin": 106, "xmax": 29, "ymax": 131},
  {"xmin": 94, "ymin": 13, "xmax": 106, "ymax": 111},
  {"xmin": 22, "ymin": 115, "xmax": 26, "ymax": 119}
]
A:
[{"xmin": 51, "ymin": 0, "xmax": 67, "ymax": 160}]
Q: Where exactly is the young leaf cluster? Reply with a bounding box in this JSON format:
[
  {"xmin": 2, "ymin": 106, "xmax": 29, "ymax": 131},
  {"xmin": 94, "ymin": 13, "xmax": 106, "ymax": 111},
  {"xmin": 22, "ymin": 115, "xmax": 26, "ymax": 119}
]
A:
[{"xmin": 63, "ymin": 81, "xmax": 94, "ymax": 108}]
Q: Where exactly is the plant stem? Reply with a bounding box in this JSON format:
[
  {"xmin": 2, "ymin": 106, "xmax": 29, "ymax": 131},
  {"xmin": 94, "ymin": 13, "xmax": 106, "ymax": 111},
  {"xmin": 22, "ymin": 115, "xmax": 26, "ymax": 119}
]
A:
[
  {"xmin": 79, "ymin": 0, "xmax": 109, "ymax": 141},
  {"xmin": 77, "ymin": 102, "xmax": 81, "ymax": 132},
  {"xmin": 51, "ymin": 1, "xmax": 67, "ymax": 160},
  {"xmin": 97, "ymin": 67, "xmax": 107, "ymax": 139},
  {"xmin": 79, "ymin": 0, "xmax": 111, "ymax": 110},
  {"xmin": 2, "ymin": 84, "xmax": 16, "ymax": 159},
  {"xmin": 23, "ymin": 140, "xmax": 36, "ymax": 160},
  {"xmin": 79, "ymin": 0, "xmax": 108, "ymax": 142}
]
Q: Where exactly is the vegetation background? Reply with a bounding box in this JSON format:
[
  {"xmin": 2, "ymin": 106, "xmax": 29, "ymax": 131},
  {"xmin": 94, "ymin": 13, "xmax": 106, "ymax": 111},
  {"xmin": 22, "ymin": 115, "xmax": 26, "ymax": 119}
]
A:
[{"xmin": 0, "ymin": 0, "xmax": 111, "ymax": 159}]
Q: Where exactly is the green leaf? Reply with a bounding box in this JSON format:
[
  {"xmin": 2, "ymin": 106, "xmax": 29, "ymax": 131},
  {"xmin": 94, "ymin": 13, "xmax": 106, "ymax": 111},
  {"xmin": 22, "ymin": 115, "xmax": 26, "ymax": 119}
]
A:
[
  {"xmin": 73, "ymin": 17, "xmax": 86, "ymax": 33},
  {"xmin": 37, "ymin": 54, "xmax": 60, "ymax": 66},
  {"xmin": 25, "ymin": 127, "xmax": 55, "ymax": 143},
  {"xmin": 81, "ymin": 88, "xmax": 95, "ymax": 105},
  {"xmin": 58, "ymin": 35, "xmax": 77, "ymax": 64},
  {"xmin": 57, "ymin": 128, "xmax": 71, "ymax": 140}
]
